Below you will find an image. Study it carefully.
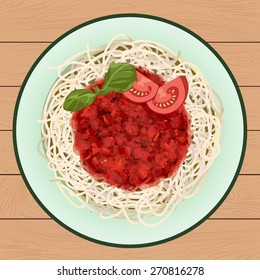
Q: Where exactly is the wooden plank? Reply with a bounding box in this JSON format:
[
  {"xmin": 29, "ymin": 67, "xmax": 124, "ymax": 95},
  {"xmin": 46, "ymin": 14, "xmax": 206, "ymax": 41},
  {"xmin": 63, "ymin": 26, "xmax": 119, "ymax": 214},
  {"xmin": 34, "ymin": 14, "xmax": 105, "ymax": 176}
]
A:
[
  {"xmin": 0, "ymin": 175, "xmax": 259, "ymax": 219},
  {"xmin": 0, "ymin": 220, "xmax": 259, "ymax": 259},
  {"xmin": 2, "ymin": 131, "xmax": 259, "ymax": 174},
  {"xmin": 0, "ymin": 43, "xmax": 259, "ymax": 86},
  {"xmin": 0, "ymin": 0, "xmax": 259, "ymax": 41},
  {"xmin": 0, "ymin": 131, "xmax": 19, "ymax": 174},
  {"xmin": 0, "ymin": 87, "xmax": 18, "ymax": 130},
  {"xmin": 0, "ymin": 43, "xmax": 49, "ymax": 86},
  {"xmin": 0, "ymin": 176, "xmax": 48, "ymax": 218},
  {"xmin": 212, "ymin": 43, "xmax": 260, "ymax": 86},
  {"xmin": 242, "ymin": 87, "xmax": 260, "ymax": 131},
  {"xmin": 242, "ymin": 131, "xmax": 260, "ymax": 174},
  {"xmin": 213, "ymin": 175, "xmax": 260, "ymax": 218},
  {"xmin": 2, "ymin": 87, "xmax": 259, "ymax": 131}
]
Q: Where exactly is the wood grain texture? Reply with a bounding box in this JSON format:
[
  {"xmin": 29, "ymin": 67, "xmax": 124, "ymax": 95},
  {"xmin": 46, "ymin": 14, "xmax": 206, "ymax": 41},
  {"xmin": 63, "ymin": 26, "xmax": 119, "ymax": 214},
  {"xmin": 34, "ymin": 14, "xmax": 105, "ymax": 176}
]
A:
[
  {"xmin": 0, "ymin": 176, "xmax": 48, "ymax": 218},
  {"xmin": 0, "ymin": 87, "xmax": 18, "ymax": 130},
  {"xmin": 0, "ymin": 220, "xmax": 259, "ymax": 259},
  {"xmin": 0, "ymin": 43, "xmax": 259, "ymax": 86},
  {"xmin": 1, "ymin": 0, "xmax": 259, "ymax": 260},
  {"xmin": 242, "ymin": 87, "xmax": 260, "ymax": 130},
  {"xmin": 2, "ymin": 131, "xmax": 257, "ymax": 174},
  {"xmin": 213, "ymin": 175, "xmax": 260, "ymax": 218},
  {"xmin": 0, "ymin": 43, "xmax": 49, "ymax": 86},
  {"xmin": 0, "ymin": 0, "xmax": 259, "ymax": 41},
  {"xmin": 242, "ymin": 131, "xmax": 260, "ymax": 174},
  {"xmin": 0, "ymin": 175, "xmax": 259, "ymax": 219},
  {"xmin": 1, "ymin": 87, "xmax": 259, "ymax": 131},
  {"xmin": 0, "ymin": 132, "xmax": 19, "ymax": 174},
  {"xmin": 212, "ymin": 43, "xmax": 260, "ymax": 86}
]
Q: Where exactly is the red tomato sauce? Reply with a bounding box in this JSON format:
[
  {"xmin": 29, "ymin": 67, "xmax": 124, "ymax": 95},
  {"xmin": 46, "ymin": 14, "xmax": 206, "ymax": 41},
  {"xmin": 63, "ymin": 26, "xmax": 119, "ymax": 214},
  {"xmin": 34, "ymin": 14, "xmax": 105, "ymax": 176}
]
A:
[{"xmin": 71, "ymin": 70, "xmax": 191, "ymax": 192}]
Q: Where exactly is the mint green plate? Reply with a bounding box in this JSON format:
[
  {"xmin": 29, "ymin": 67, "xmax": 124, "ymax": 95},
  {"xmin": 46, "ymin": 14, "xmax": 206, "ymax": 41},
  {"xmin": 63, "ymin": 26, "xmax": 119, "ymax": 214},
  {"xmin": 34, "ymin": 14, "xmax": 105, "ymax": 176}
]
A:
[{"xmin": 13, "ymin": 14, "xmax": 246, "ymax": 247}]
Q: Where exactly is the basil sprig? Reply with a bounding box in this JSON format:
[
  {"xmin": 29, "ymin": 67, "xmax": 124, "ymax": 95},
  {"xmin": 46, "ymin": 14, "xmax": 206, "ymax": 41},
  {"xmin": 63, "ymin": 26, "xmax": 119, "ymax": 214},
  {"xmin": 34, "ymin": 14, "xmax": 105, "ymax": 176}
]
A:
[
  {"xmin": 63, "ymin": 89, "xmax": 97, "ymax": 112},
  {"xmin": 63, "ymin": 62, "xmax": 136, "ymax": 112}
]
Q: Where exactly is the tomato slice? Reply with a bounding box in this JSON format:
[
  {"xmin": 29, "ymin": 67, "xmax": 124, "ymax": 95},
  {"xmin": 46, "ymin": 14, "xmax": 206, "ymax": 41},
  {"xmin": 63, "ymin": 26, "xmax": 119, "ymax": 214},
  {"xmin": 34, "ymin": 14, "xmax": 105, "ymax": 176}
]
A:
[
  {"xmin": 147, "ymin": 76, "xmax": 188, "ymax": 114},
  {"xmin": 123, "ymin": 71, "xmax": 159, "ymax": 103}
]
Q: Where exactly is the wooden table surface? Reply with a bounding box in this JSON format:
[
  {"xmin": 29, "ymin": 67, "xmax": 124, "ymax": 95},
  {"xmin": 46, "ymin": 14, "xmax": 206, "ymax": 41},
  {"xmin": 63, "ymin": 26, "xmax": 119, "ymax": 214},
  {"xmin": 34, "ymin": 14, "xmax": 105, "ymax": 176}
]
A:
[{"xmin": 0, "ymin": 0, "xmax": 259, "ymax": 259}]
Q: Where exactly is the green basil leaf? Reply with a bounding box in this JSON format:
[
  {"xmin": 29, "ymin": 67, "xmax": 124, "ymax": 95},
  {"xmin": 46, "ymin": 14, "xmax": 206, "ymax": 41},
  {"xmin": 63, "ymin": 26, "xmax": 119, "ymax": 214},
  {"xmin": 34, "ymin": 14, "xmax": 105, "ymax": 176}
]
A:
[
  {"xmin": 101, "ymin": 62, "xmax": 136, "ymax": 94},
  {"xmin": 62, "ymin": 62, "xmax": 137, "ymax": 110},
  {"xmin": 63, "ymin": 89, "xmax": 97, "ymax": 112}
]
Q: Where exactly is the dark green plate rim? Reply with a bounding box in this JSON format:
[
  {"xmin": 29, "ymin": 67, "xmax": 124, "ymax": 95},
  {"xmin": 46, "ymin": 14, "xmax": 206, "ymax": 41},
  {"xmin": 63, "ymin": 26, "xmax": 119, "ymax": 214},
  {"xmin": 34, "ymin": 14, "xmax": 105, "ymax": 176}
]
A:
[{"xmin": 13, "ymin": 13, "xmax": 247, "ymax": 249}]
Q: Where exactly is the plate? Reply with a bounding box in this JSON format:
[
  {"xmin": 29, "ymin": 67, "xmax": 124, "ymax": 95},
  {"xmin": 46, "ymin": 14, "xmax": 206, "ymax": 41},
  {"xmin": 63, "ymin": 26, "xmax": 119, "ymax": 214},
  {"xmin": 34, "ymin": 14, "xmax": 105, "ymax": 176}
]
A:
[{"xmin": 13, "ymin": 14, "xmax": 247, "ymax": 247}]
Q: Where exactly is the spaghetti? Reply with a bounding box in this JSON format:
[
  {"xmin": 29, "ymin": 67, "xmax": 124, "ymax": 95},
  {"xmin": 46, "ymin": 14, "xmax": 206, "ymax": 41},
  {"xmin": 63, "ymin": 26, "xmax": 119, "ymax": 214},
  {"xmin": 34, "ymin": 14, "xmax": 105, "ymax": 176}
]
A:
[{"xmin": 40, "ymin": 34, "xmax": 223, "ymax": 226}]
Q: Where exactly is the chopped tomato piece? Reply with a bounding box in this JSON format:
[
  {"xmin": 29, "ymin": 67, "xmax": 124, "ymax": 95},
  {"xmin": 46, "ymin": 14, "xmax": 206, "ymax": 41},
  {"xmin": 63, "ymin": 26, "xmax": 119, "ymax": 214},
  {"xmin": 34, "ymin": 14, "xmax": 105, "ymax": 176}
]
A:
[{"xmin": 71, "ymin": 71, "xmax": 191, "ymax": 191}]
